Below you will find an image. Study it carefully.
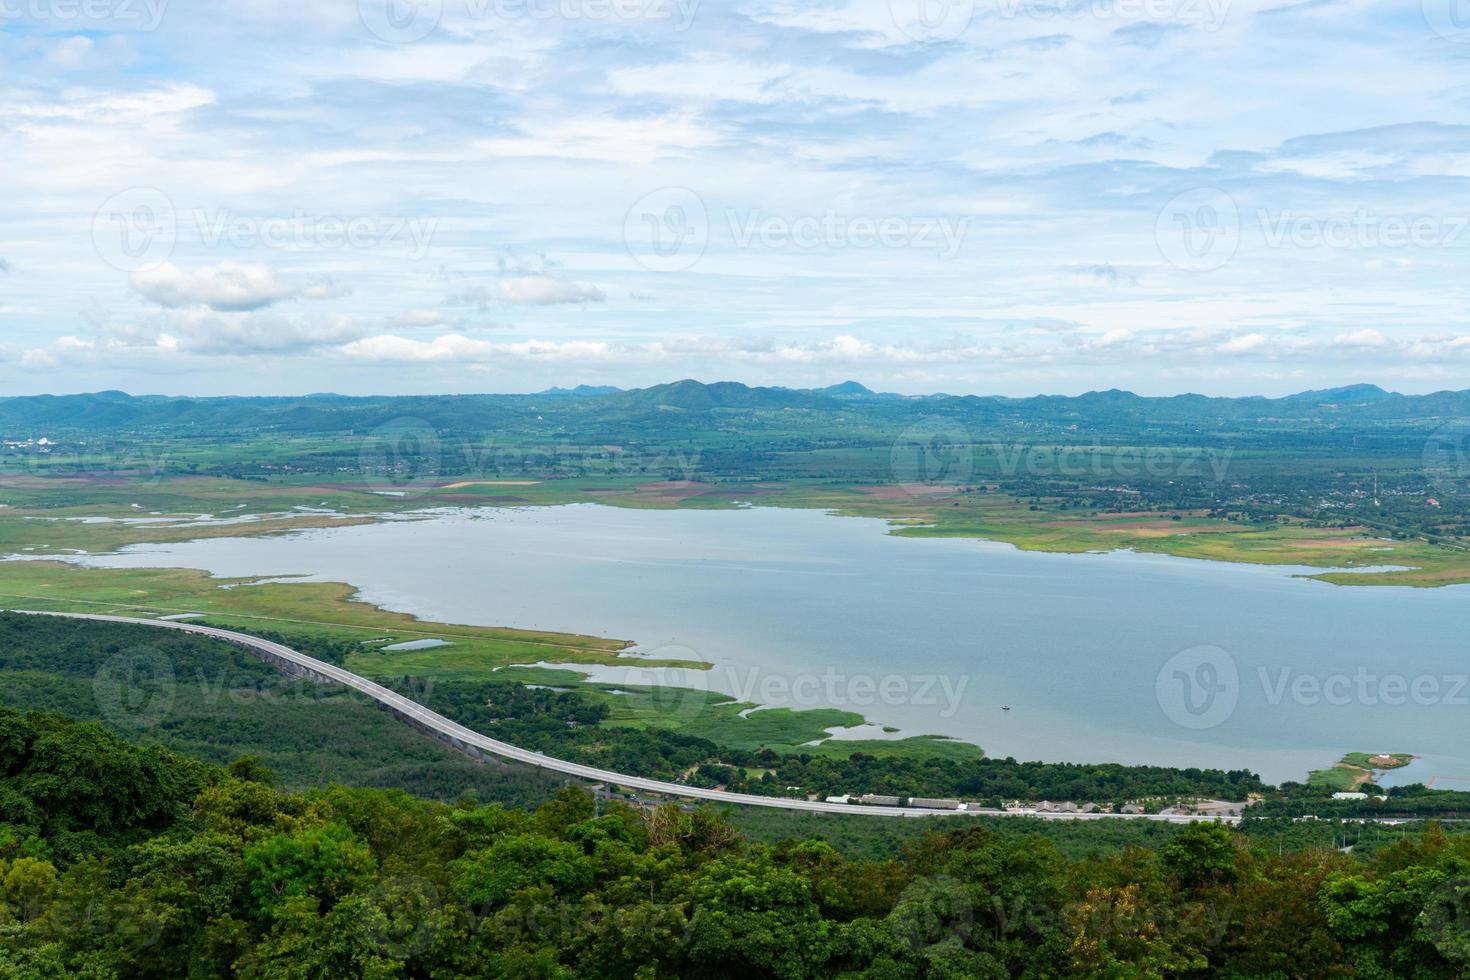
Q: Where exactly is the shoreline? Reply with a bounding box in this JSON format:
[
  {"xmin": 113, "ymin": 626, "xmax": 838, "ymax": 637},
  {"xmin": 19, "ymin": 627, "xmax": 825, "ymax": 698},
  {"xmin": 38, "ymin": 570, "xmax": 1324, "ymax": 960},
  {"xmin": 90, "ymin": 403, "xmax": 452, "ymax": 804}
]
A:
[{"xmin": 0, "ymin": 491, "xmax": 1457, "ymax": 783}]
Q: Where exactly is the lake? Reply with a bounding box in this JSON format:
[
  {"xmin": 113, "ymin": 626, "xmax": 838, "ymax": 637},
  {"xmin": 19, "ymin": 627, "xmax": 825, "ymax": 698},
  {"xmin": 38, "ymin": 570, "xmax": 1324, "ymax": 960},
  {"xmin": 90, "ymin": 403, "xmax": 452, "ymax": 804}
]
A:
[{"xmin": 68, "ymin": 504, "xmax": 1470, "ymax": 784}]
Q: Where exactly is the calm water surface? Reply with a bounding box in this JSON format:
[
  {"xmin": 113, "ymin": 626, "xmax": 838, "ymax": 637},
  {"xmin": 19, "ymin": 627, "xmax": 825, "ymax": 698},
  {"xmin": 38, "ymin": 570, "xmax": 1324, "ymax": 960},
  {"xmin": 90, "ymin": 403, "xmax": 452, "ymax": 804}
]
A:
[{"xmin": 71, "ymin": 504, "xmax": 1470, "ymax": 783}]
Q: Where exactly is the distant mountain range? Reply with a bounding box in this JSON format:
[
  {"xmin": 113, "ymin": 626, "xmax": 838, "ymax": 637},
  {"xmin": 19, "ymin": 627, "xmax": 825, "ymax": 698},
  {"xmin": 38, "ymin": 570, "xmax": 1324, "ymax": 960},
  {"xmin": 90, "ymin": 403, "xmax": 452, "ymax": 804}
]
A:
[{"xmin": 2, "ymin": 381, "xmax": 1466, "ymax": 439}]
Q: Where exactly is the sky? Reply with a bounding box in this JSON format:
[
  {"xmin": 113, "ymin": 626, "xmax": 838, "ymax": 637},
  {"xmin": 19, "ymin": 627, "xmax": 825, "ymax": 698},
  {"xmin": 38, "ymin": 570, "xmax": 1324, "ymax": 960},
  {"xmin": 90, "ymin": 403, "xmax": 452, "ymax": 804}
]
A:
[{"xmin": 2, "ymin": 0, "xmax": 1470, "ymax": 398}]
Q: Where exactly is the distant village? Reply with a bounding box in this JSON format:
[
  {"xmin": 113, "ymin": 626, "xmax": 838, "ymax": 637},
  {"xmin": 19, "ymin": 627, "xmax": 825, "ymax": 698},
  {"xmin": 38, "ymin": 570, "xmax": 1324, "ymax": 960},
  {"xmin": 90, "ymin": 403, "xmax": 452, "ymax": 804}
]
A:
[{"xmin": 821, "ymin": 793, "xmax": 1246, "ymax": 818}]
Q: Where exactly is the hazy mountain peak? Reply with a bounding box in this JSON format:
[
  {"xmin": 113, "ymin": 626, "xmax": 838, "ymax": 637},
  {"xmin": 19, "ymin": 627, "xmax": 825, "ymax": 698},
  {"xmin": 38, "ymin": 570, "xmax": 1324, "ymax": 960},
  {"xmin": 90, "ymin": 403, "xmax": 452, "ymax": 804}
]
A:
[
  {"xmin": 815, "ymin": 381, "xmax": 875, "ymax": 396},
  {"xmin": 1282, "ymin": 383, "xmax": 1392, "ymax": 404}
]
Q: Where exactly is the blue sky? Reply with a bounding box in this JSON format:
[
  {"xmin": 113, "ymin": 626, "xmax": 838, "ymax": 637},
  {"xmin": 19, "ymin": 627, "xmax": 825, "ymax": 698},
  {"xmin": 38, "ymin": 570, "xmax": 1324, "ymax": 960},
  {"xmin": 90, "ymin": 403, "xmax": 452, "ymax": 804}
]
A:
[{"xmin": 2, "ymin": 0, "xmax": 1469, "ymax": 396}]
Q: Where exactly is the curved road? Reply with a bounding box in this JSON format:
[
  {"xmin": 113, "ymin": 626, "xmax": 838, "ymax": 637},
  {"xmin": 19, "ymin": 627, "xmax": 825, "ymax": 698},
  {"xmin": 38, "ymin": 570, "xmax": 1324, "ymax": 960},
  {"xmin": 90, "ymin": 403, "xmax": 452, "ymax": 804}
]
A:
[{"xmin": 12, "ymin": 609, "xmax": 1236, "ymax": 824}]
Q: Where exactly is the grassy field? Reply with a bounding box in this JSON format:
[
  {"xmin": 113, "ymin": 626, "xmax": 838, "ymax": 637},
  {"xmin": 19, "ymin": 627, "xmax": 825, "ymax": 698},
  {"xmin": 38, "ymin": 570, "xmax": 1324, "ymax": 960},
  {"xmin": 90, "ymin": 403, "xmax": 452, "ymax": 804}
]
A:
[
  {"xmin": 1307, "ymin": 752, "xmax": 1414, "ymax": 791},
  {"xmin": 0, "ymin": 560, "xmax": 665, "ymax": 671},
  {"xmin": 741, "ymin": 482, "xmax": 1470, "ymax": 588},
  {"xmin": 6, "ymin": 461, "xmax": 1469, "ymax": 586},
  {"xmin": 584, "ymin": 680, "xmax": 983, "ymax": 759}
]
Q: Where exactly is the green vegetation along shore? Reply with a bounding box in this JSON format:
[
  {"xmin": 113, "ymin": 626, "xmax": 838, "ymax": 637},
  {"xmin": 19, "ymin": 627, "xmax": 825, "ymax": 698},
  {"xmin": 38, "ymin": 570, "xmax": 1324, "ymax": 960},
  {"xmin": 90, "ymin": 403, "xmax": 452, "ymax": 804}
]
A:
[
  {"xmin": 8, "ymin": 703, "xmax": 1470, "ymax": 977},
  {"xmin": 1309, "ymin": 753, "xmax": 1415, "ymax": 792}
]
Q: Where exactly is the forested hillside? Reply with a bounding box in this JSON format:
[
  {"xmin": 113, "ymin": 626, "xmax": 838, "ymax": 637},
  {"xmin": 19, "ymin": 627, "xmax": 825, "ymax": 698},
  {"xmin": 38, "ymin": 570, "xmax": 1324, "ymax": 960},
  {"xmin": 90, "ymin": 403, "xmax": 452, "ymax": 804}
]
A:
[{"xmin": 3, "ymin": 707, "xmax": 1470, "ymax": 977}]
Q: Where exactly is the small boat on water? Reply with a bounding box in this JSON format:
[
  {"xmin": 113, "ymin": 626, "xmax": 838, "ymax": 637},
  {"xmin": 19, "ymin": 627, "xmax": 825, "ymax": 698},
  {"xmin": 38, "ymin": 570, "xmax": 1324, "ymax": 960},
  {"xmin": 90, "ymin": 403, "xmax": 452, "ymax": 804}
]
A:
[{"xmin": 1001, "ymin": 704, "xmax": 1011, "ymax": 711}]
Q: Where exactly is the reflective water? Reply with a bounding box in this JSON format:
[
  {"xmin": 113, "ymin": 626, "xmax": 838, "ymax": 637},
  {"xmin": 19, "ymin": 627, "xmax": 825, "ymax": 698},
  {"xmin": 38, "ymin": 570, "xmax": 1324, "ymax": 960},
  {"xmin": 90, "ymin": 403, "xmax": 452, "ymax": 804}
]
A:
[{"xmin": 73, "ymin": 504, "xmax": 1470, "ymax": 783}]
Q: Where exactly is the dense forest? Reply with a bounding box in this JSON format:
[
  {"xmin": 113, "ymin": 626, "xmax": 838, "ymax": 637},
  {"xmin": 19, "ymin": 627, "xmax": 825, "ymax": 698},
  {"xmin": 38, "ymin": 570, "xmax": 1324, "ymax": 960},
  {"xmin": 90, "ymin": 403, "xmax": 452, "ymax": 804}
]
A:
[{"xmin": 5, "ymin": 706, "xmax": 1470, "ymax": 977}]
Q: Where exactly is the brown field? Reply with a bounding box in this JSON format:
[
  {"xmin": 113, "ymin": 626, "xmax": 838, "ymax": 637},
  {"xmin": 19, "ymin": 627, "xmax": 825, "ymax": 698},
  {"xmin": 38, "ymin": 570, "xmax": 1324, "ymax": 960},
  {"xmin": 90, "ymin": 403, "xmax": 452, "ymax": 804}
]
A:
[{"xmin": 857, "ymin": 484, "xmax": 958, "ymax": 501}]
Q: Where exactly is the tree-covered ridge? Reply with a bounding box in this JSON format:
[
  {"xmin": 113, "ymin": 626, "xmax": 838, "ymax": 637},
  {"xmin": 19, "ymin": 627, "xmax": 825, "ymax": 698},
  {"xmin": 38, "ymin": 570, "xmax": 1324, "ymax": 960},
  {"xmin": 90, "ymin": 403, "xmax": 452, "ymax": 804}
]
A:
[
  {"xmin": 0, "ymin": 613, "xmax": 566, "ymax": 808},
  {"xmin": 0, "ymin": 381, "xmax": 1462, "ymax": 437},
  {"xmin": 3, "ymin": 706, "xmax": 1470, "ymax": 978},
  {"xmin": 386, "ymin": 675, "xmax": 1266, "ymax": 805}
]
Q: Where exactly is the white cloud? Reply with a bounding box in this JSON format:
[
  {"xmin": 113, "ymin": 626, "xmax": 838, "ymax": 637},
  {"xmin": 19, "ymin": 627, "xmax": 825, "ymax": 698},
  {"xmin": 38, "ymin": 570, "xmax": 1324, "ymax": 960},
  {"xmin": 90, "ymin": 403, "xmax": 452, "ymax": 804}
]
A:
[
  {"xmin": 1092, "ymin": 329, "xmax": 1135, "ymax": 349},
  {"xmin": 130, "ymin": 263, "xmax": 346, "ymax": 312},
  {"xmin": 1219, "ymin": 334, "xmax": 1268, "ymax": 354},
  {"xmin": 338, "ymin": 334, "xmax": 621, "ymax": 363},
  {"xmin": 387, "ymin": 310, "xmax": 447, "ymax": 329},
  {"xmin": 446, "ymin": 275, "xmax": 606, "ymax": 308},
  {"xmin": 1333, "ymin": 328, "xmax": 1392, "ymax": 348},
  {"xmin": 2, "ymin": 0, "xmax": 1469, "ymax": 394},
  {"xmin": 94, "ymin": 310, "xmax": 361, "ymax": 355},
  {"xmin": 45, "ymin": 36, "xmax": 96, "ymax": 71},
  {"xmin": 335, "ymin": 332, "xmax": 1008, "ymax": 367},
  {"xmin": 496, "ymin": 275, "xmax": 605, "ymax": 306}
]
